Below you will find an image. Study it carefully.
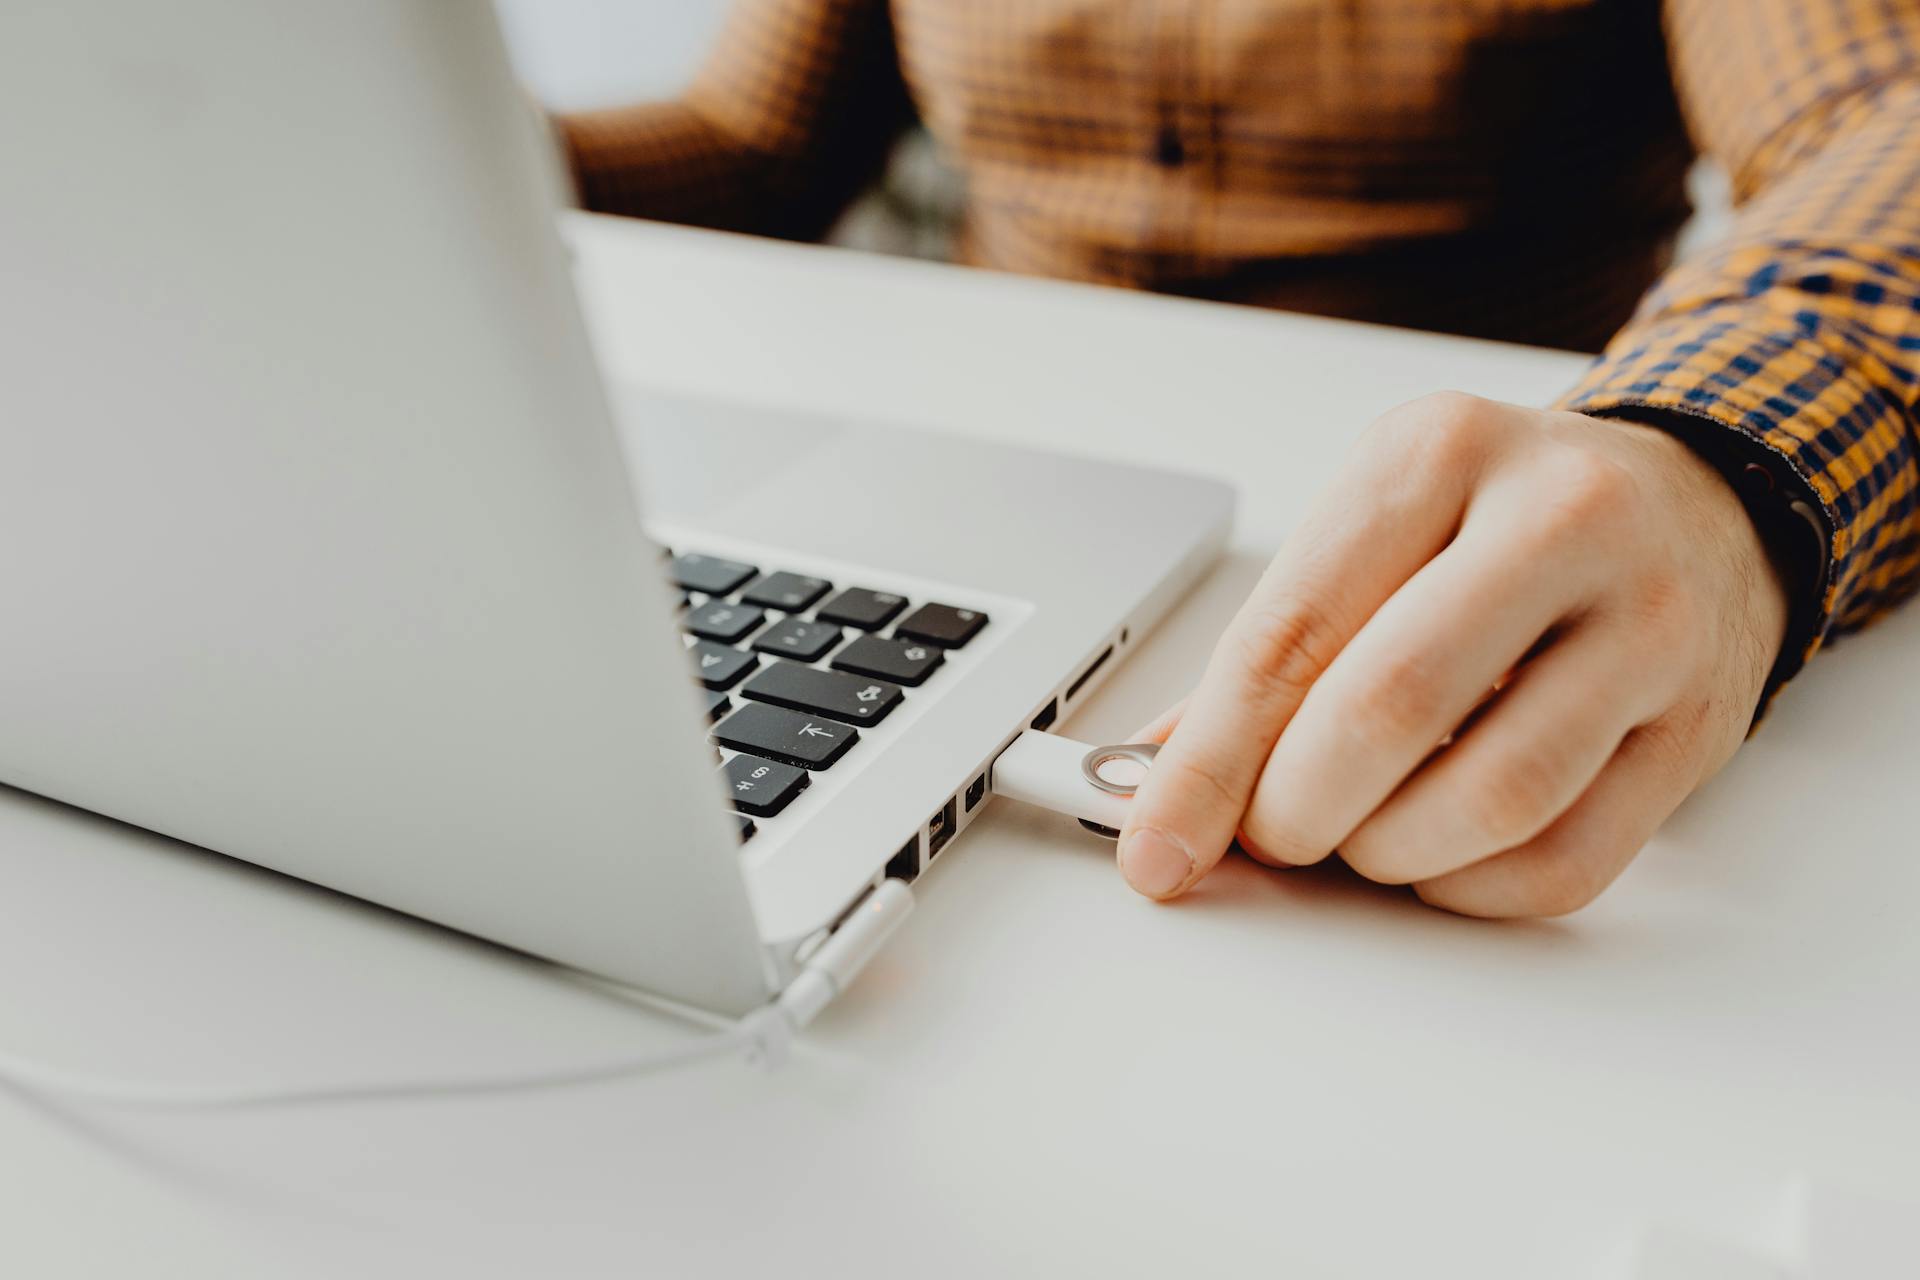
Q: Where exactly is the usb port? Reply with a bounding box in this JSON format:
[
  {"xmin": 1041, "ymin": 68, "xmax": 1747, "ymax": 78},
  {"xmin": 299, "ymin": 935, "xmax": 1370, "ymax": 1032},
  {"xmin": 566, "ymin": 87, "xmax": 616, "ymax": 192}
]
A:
[
  {"xmin": 964, "ymin": 773, "xmax": 986, "ymax": 812},
  {"xmin": 885, "ymin": 834, "xmax": 920, "ymax": 883},
  {"xmin": 1030, "ymin": 698, "xmax": 1059, "ymax": 732},
  {"xmin": 927, "ymin": 795, "xmax": 958, "ymax": 858}
]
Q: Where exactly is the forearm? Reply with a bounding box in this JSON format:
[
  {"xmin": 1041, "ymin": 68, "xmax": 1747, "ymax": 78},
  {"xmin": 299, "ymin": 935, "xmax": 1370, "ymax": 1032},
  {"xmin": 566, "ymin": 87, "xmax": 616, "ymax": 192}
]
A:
[
  {"xmin": 1561, "ymin": 79, "xmax": 1920, "ymax": 682},
  {"xmin": 558, "ymin": 102, "xmax": 777, "ymax": 234},
  {"xmin": 555, "ymin": 0, "xmax": 907, "ymax": 242}
]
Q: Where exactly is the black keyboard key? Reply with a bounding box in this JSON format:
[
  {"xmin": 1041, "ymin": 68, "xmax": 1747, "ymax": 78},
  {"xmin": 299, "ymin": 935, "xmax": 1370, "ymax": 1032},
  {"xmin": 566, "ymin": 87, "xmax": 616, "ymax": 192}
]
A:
[
  {"xmin": 703, "ymin": 690, "xmax": 732, "ymax": 722},
  {"xmin": 737, "ymin": 815, "xmax": 757, "ymax": 842},
  {"xmin": 816, "ymin": 587, "xmax": 908, "ymax": 631},
  {"xmin": 895, "ymin": 603, "xmax": 988, "ymax": 649},
  {"xmin": 691, "ymin": 640, "xmax": 758, "ymax": 690},
  {"xmin": 751, "ymin": 617, "xmax": 843, "ymax": 663},
  {"xmin": 832, "ymin": 633, "xmax": 946, "ymax": 686},
  {"xmin": 720, "ymin": 754, "xmax": 810, "ymax": 817},
  {"xmin": 712, "ymin": 702, "xmax": 858, "ymax": 770},
  {"xmin": 684, "ymin": 600, "xmax": 766, "ymax": 643},
  {"xmin": 741, "ymin": 572, "xmax": 831, "ymax": 612},
  {"xmin": 743, "ymin": 661, "xmax": 905, "ymax": 725},
  {"xmin": 670, "ymin": 553, "xmax": 757, "ymax": 596}
]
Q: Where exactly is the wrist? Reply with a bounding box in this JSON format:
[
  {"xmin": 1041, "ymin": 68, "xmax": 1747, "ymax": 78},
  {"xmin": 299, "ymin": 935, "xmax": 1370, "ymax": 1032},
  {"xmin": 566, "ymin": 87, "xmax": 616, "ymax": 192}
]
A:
[
  {"xmin": 1587, "ymin": 407, "xmax": 1827, "ymax": 725},
  {"xmin": 1640, "ymin": 422, "xmax": 1791, "ymax": 654}
]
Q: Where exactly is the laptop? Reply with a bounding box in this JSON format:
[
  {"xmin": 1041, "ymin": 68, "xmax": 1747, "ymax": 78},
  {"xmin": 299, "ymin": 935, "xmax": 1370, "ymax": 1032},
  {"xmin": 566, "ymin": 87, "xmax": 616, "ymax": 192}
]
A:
[{"xmin": 0, "ymin": 0, "xmax": 1232, "ymax": 1017}]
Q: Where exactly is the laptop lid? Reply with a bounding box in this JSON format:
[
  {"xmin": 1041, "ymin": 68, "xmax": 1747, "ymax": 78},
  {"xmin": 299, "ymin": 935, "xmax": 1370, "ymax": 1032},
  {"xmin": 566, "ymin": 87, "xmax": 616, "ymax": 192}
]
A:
[{"xmin": 0, "ymin": 0, "xmax": 774, "ymax": 1014}]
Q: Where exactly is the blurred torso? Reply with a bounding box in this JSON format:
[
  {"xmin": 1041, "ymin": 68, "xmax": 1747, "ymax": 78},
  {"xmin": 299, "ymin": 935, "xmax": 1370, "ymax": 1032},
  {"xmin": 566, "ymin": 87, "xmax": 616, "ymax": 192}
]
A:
[{"xmin": 890, "ymin": 0, "xmax": 1693, "ymax": 349}]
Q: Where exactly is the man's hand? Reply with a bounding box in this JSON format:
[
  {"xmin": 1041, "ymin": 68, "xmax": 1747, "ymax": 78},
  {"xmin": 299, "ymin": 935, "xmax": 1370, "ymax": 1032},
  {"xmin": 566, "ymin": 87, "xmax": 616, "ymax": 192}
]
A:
[{"xmin": 1117, "ymin": 392, "xmax": 1791, "ymax": 917}]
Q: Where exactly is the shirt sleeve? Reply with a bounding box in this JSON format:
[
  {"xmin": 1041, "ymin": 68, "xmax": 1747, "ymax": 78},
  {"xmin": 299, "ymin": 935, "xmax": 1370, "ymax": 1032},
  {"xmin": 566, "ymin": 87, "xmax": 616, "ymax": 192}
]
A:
[
  {"xmin": 555, "ymin": 0, "xmax": 909, "ymax": 241},
  {"xmin": 1559, "ymin": 0, "xmax": 1920, "ymax": 682}
]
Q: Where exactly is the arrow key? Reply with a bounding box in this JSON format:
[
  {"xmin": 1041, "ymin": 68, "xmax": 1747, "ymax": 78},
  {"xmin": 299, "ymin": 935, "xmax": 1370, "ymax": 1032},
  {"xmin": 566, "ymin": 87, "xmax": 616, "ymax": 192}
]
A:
[{"xmin": 690, "ymin": 640, "xmax": 758, "ymax": 690}]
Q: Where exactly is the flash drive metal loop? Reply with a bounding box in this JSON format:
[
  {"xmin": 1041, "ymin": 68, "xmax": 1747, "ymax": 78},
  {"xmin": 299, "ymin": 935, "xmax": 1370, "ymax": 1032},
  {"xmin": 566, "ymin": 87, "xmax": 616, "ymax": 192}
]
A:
[
  {"xmin": 992, "ymin": 731, "xmax": 1162, "ymax": 838},
  {"xmin": 1080, "ymin": 742, "xmax": 1161, "ymax": 796}
]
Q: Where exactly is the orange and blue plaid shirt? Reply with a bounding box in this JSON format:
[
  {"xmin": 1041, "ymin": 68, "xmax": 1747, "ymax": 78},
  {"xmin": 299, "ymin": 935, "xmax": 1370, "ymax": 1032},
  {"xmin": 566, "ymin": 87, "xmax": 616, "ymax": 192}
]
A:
[{"xmin": 560, "ymin": 0, "xmax": 1920, "ymax": 687}]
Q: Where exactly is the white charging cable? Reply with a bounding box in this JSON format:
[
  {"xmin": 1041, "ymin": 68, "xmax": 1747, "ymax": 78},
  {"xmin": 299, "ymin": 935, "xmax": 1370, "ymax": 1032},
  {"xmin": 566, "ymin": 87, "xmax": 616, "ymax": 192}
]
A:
[
  {"xmin": 0, "ymin": 881, "xmax": 913, "ymax": 1110},
  {"xmin": 0, "ymin": 728, "xmax": 1130, "ymax": 1113},
  {"xmin": 0, "ymin": 1020, "xmax": 765, "ymax": 1109}
]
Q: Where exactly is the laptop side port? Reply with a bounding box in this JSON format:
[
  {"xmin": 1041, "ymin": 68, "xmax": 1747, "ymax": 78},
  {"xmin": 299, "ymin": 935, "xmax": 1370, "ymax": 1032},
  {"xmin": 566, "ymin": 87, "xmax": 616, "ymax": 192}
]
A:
[
  {"xmin": 1030, "ymin": 698, "xmax": 1059, "ymax": 732},
  {"xmin": 885, "ymin": 834, "xmax": 921, "ymax": 883},
  {"xmin": 927, "ymin": 795, "xmax": 958, "ymax": 858},
  {"xmin": 964, "ymin": 772, "xmax": 986, "ymax": 812},
  {"xmin": 1064, "ymin": 645, "xmax": 1114, "ymax": 706}
]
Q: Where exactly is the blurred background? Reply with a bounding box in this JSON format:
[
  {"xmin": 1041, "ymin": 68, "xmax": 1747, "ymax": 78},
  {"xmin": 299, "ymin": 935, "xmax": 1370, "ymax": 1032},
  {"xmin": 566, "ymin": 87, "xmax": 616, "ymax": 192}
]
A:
[
  {"xmin": 496, "ymin": 0, "xmax": 722, "ymax": 107},
  {"xmin": 497, "ymin": 0, "xmax": 962, "ymax": 260},
  {"xmin": 496, "ymin": 0, "xmax": 1730, "ymax": 276}
]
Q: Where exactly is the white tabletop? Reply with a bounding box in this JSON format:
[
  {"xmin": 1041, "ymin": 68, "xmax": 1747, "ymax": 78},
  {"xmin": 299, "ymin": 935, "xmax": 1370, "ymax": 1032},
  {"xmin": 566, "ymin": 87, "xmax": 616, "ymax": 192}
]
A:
[{"xmin": 3, "ymin": 215, "xmax": 1914, "ymax": 1279}]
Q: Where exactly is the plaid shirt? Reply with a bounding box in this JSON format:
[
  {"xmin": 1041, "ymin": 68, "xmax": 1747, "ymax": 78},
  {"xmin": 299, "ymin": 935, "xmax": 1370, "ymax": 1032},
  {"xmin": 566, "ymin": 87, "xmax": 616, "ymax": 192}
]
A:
[{"xmin": 560, "ymin": 0, "xmax": 1920, "ymax": 685}]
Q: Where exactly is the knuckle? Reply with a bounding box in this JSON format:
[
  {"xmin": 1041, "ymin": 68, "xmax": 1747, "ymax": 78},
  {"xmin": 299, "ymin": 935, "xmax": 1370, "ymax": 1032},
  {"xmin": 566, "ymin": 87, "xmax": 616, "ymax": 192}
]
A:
[
  {"xmin": 1413, "ymin": 852, "xmax": 1609, "ymax": 919},
  {"xmin": 1411, "ymin": 876, "xmax": 1478, "ymax": 916},
  {"xmin": 1343, "ymin": 651, "xmax": 1447, "ymax": 751},
  {"xmin": 1409, "ymin": 389, "xmax": 1490, "ymax": 429},
  {"xmin": 1457, "ymin": 748, "xmax": 1567, "ymax": 848},
  {"xmin": 1338, "ymin": 827, "xmax": 1414, "ymax": 884},
  {"xmin": 1238, "ymin": 805, "xmax": 1329, "ymax": 867},
  {"xmin": 1226, "ymin": 596, "xmax": 1346, "ymax": 704},
  {"xmin": 1411, "ymin": 875, "xmax": 1485, "ymax": 916},
  {"xmin": 1509, "ymin": 858, "xmax": 1610, "ymax": 918},
  {"xmin": 1627, "ymin": 565, "xmax": 1687, "ymax": 626},
  {"xmin": 1375, "ymin": 390, "xmax": 1494, "ymax": 460},
  {"xmin": 1625, "ymin": 566, "xmax": 1703, "ymax": 655},
  {"xmin": 1529, "ymin": 451, "xmax": 1642, "ymax": 544}
]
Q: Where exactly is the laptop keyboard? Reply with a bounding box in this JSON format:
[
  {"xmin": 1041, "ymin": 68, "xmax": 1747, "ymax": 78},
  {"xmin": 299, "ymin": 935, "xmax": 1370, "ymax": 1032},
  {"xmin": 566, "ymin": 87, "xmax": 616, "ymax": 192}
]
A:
[{"xmin": 665, "ymin": 551, "xmax": 989, "ymax": 842}]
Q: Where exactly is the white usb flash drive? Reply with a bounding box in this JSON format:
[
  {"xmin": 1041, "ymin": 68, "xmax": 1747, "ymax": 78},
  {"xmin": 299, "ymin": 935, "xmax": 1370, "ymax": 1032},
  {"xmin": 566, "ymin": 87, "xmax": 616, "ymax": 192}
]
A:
[{"xmin": 990, "ymin": 731, "xmax": 1160, "ymax": 836}]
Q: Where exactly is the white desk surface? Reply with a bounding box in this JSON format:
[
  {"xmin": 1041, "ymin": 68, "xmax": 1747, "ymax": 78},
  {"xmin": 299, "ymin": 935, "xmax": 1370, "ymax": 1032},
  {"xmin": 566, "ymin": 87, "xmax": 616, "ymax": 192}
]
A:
[{"xmin": 3, "ymin": 215, "xmax": 1915, "ymax": 1279}]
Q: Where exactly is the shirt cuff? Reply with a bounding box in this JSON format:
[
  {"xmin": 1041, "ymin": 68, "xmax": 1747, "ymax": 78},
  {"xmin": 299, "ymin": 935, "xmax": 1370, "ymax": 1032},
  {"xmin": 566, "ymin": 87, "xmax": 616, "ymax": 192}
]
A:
[{"xmin": 1554, "ymin": 319, "xmax": 1867, "ymax": 719}]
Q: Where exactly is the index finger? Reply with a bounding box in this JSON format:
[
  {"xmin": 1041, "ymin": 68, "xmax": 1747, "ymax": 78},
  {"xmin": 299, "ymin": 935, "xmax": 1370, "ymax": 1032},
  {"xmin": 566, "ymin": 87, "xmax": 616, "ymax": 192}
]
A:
[{"xmin": 1115, "ymin": 396, "xmax": 1503, "ymax": 900}]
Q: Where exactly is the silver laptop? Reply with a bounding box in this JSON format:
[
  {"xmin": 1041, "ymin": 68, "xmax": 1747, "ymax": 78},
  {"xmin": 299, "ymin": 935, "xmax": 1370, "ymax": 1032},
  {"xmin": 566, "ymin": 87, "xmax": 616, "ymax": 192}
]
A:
[{"xmin": 0, "ymin": 0, "xmax": 1232, "ymax": 1016}]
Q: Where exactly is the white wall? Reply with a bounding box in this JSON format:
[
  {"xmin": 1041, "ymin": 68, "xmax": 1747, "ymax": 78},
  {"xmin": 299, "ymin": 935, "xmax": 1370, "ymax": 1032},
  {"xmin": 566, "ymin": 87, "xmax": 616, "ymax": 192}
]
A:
[{"xmin": 495, "ymin": 0, "xmax": 729, "ymax": 110}]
